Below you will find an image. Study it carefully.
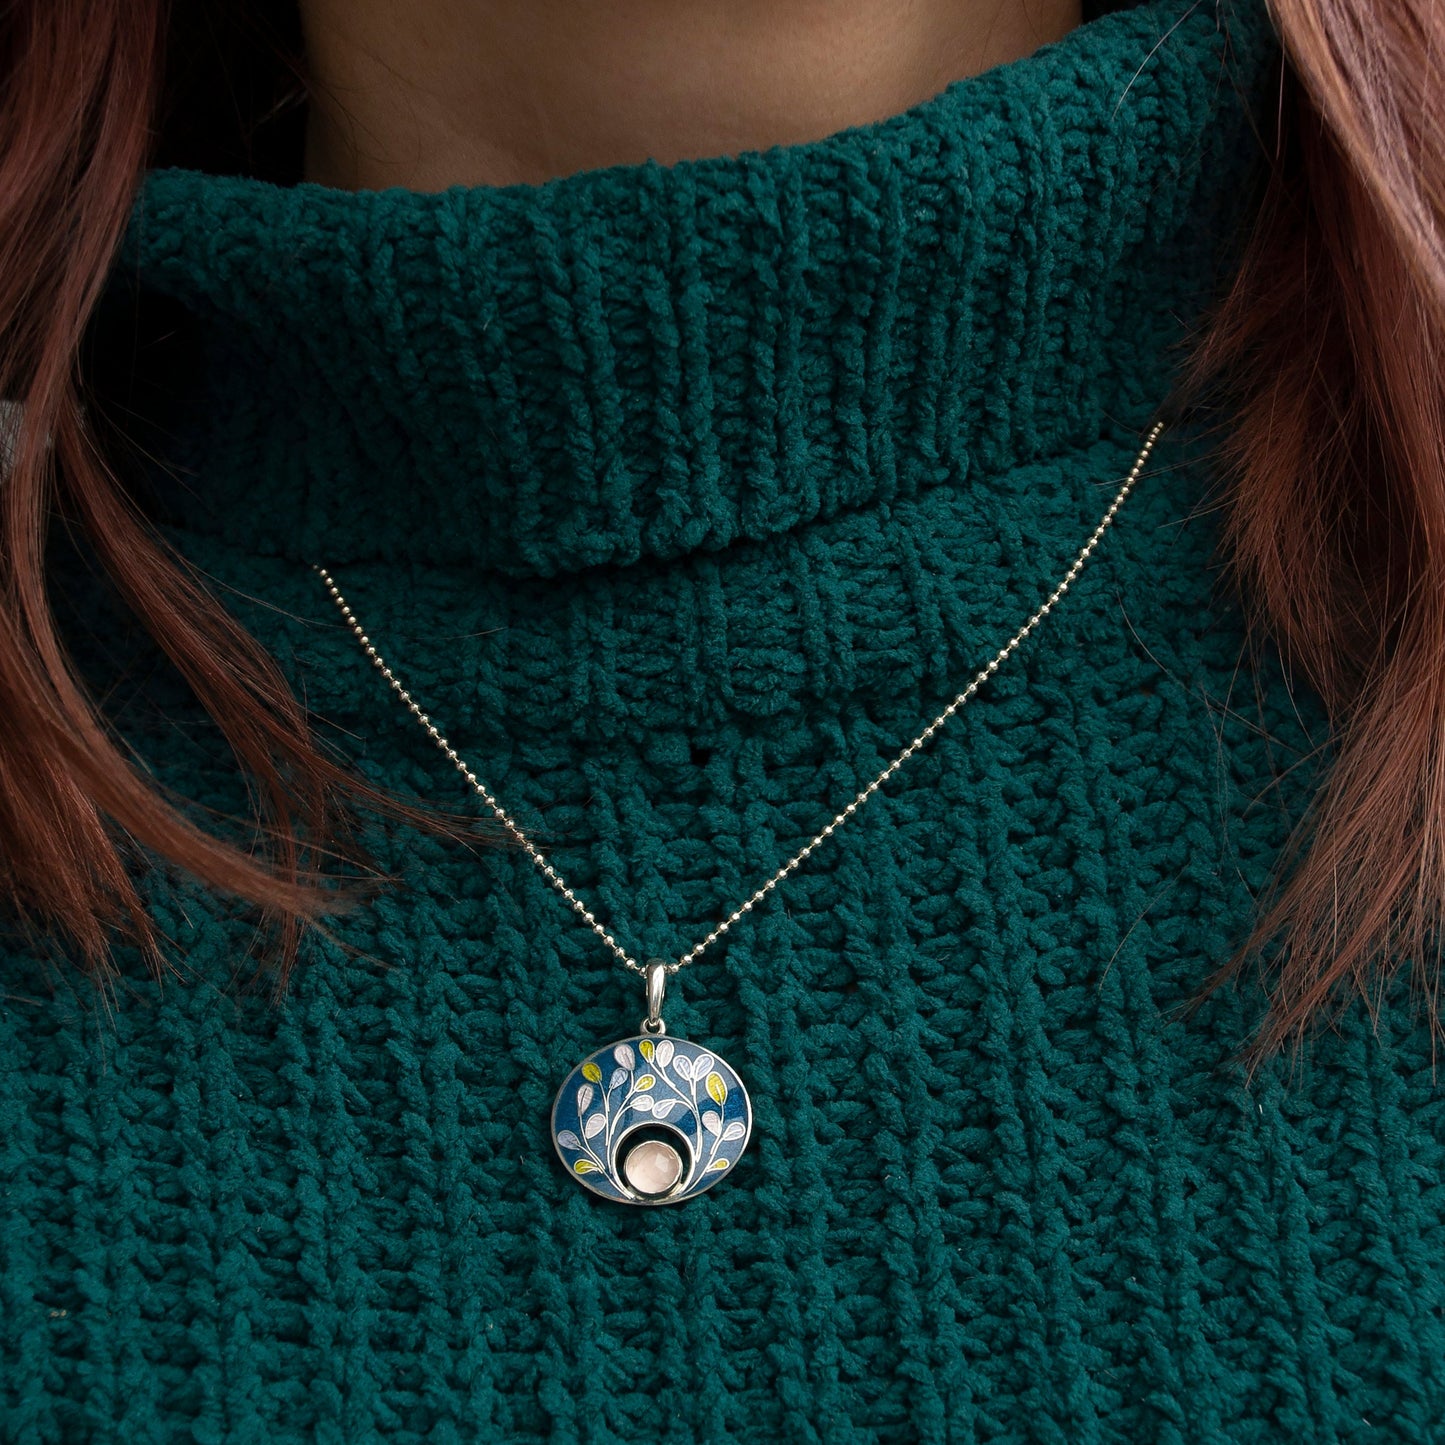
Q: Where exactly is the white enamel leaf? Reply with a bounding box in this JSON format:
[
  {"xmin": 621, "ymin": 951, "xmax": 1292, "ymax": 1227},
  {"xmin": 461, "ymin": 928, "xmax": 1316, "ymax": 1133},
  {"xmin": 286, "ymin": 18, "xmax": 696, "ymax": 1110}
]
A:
[
  {"xmin": 575, "ymin": 1084, "xmax": 594, "ymax": 1114},
  {"xmin": 584, "ymin": 1113, "xmax": 606, "ymax": 1139},
  {"xmin": 652, "ymin": 1099, "xmax": 679, "ymax": 1120},
  {"xmin": 702, "ymin": 1110, "xmax": 722, "ymax": 1135},
  {"xmin": 630, "ymin": 1096, "xmax": 655, "ymax": 1114},
  {"xmin": 655, "ymin": 1039, "xmax": 675, "ymax": 1068},
  {"xmin": 692, "ymin": 1053, "xmax": 715, "ymax": 1077},
  {"xmin": 721, "ymin": 1121, "xmax": 746, "ymax": 1142},
  {"xmin": 614, "ymin": 1043, "xmax": 636, "ymax": 1071}
]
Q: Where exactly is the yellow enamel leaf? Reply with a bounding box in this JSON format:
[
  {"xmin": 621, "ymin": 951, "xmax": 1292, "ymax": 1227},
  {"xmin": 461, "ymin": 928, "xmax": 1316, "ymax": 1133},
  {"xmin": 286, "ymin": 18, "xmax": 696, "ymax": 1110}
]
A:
[
  {"xmin": 635, "ymin": 1074, "xmax": 656, "ymax": 1091},
  {"xmin": 573, "ymin": 1160, "xmax": 598, "ymax": 1174},
  {"xmin": 581, "ymin": 1062, "xmax": 602, "ymax": 1084},
  {"xmin": 639, "ymin": 1040, "xmax": 655, "ymax": 1063},
  {"xmin": 708, "ymin": 1158, "xmax": 730, "ymax": 1171},
  {"xmin": 706, "ymin": 1071, "xmax": 727, "ymax": 1106}
]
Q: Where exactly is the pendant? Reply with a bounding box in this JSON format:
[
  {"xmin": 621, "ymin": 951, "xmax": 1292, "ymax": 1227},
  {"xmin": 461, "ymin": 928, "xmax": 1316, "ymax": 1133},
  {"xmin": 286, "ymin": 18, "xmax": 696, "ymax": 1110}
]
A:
[{"xmin": 551, "ymin": 961, "xmax": 752, "ymax": 1205}]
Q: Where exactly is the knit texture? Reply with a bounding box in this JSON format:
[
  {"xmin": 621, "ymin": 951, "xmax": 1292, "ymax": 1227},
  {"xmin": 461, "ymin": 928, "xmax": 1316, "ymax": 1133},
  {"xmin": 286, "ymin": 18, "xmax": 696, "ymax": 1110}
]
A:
[{"xmin": 5, "ymin": 1, "xmax": 1445, "ymax": 1439}]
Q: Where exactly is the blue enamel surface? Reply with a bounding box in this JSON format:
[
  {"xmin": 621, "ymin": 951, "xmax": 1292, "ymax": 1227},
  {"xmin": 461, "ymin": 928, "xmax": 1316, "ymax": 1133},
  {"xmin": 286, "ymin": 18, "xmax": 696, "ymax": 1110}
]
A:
[{"xmin": 551, "ymin": 1035, "xmax": 752, "ymax": 1204}]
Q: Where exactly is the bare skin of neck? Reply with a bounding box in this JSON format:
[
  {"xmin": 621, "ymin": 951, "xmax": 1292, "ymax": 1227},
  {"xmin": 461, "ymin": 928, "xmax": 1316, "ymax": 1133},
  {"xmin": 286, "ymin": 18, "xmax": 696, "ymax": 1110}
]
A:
[{"xmin": 298, "ymin": 0, "xmax": 1083, "ymax": 191}]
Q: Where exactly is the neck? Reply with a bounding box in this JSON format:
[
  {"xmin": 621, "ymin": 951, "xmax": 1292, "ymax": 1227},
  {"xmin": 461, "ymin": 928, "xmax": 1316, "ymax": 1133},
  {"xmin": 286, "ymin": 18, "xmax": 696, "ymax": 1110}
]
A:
[
  {"xmin": 112, "ymin": 1, "xmax": 1281, "ymax": 576},
  {"xmin": 298, "ymin": 0, "xmax": 1082, "ymax": 192}
]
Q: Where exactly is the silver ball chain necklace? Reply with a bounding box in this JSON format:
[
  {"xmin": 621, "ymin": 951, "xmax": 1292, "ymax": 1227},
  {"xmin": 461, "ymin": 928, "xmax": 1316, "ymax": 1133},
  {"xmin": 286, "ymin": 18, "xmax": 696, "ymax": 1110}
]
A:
[{"xmin": 317, "ymin": 419, "xmax": 1165, "ymax": 1207}]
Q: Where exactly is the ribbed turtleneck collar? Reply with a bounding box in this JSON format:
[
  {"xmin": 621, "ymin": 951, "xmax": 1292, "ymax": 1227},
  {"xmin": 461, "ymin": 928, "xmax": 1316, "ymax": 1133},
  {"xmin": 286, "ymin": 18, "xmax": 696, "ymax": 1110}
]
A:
[{"xmin": 103, "ymin": 0, "xmax": 1280, "ymax": 579}]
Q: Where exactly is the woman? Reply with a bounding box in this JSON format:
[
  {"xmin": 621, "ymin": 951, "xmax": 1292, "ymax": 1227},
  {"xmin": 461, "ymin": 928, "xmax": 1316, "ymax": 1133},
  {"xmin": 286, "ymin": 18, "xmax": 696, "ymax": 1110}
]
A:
[{"xmin": 2, "ymin": 0, "xmax": 1442, "ymax": 1437}]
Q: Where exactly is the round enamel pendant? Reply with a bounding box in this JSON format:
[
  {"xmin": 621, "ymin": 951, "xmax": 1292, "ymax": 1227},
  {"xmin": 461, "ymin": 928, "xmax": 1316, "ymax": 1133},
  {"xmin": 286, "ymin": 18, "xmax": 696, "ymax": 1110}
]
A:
[
  {"xmin": 551, "ymin": 1034, "xmax": 752, "ymax": 1205},
  {"xmin": 552, "ymin": 960, "xmax": 752, "ymax": 1205}
]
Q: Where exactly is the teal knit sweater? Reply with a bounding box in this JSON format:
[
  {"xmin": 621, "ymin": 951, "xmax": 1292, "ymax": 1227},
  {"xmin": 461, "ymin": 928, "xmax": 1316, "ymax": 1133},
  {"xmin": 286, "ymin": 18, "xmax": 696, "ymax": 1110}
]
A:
[{"xmin": 5, "ymin": 0, "xmax": 1444, "ymax": 1439}]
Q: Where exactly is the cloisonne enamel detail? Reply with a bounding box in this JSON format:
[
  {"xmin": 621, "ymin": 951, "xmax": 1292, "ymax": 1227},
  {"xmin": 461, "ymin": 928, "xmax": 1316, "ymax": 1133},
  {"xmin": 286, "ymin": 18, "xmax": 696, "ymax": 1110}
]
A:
[{"xmin": 551, "ymin": 1036, "xmax": 752, "ymax": 1205}]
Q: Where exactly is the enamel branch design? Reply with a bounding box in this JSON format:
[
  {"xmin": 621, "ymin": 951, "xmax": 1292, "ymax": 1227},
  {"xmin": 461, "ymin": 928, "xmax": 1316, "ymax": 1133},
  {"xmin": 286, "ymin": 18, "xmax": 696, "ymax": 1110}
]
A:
[{"xmin": 551, "ymin": 1036, "xmax": 752, "ymax": 1205}]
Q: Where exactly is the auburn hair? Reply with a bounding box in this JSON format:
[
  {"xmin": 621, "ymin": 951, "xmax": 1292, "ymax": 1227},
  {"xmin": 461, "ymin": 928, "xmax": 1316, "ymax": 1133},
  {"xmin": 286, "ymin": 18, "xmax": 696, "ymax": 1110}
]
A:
[{"xmin": 1, "ymin": 0, "xmax": 1442, "ymax": 1067}]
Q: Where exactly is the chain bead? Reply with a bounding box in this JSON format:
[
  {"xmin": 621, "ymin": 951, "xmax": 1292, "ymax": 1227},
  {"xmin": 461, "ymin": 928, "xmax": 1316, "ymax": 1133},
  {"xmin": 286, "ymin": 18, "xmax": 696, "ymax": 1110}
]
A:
[{"xmin": 315, "ymin": 420, "xmax": 1164, "ymax": 978}]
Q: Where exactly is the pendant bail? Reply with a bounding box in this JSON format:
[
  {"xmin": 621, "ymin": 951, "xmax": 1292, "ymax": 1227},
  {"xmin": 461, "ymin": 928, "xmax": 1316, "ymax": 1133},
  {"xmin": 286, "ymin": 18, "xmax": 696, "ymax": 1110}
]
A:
[{"xmin": 641, "ymin": 959, "xmax": 669, "ymax": 1035}]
